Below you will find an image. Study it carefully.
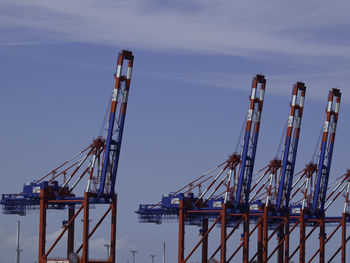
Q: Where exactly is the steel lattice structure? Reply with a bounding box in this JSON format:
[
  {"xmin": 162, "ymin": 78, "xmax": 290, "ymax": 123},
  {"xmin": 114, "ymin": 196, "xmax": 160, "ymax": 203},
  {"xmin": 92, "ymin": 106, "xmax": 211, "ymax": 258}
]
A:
[
  {"xmin": 137, "ymin": 75, "xmax": 350, "ymax": 263},
  {"xmin": 1, "ymin": 50, "xmax": 134, "ymax": 263}
]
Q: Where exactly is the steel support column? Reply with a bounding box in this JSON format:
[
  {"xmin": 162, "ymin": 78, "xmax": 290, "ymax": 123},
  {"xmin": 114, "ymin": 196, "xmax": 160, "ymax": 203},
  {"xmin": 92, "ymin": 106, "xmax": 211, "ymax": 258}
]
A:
[
  {"xmin": 110, "ymin": 195, "xmax": 117, "ymax": 263},
  {"xmin": 284, "ymin": 216, "xmax": 289, "ymax": 263},
  {"xmin": 178, "ymin": 200, "xmax": 185, "ymax": 263},
  {"xmin": 82, "ymin": 192, "xmax": 90, "ymax": 263},
  {"xmin": 278, "ymin": 223, "xmax": 284, "ymax": 263},
  {"xmin": 39, "ymin": 188, "xmax": 47, "ymax": 263},
  {"xmin": 67, "ymin": 205, "xmax": 75, "ymax": 258},
  {"xmin": 257, "ymin": 217, "xmax": 263, "ymax": 263},
  {"xmin": 263, "ymin": 207, "xmax": 268, "ymax": 263},
  {"xmin": 319, "ymin": 217, "xmax": 325, "ymax": 263},
  {"xmin": 341, "ymin": 213, "xmax": 346, "ymax": 263},
  {"xmin": 220, "ymin": 204, "xmax": 227, "ymax": 263},
  {"xmin": 202, "ymin": 218, "xmax": 208, "ymax": 263},
  {"xmin": 243, "ymin": 211, "xmax": 249, "ymax": 263},
  {"xmin": 299, "ymin": 210, "xmax": 305, "ymax": 263}
]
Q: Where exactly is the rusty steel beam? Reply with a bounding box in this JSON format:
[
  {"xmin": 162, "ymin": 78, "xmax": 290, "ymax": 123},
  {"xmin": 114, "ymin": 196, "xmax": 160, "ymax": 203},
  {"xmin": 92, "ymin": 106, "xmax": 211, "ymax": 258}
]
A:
[
  {"xmin": 299, "ymin": 210, "xmax": 305, "ymax": 263},
  {"xmin": 184, "ymin": 215, "xmax": 221, "ymax": 263},
  {"xmin": 39, "ymin": 189, "xmax": 47, "ymax": 263},
  {"xmin": 211, "ymin": 217, "xmax": 244, "ymax": 260},
  {"xmin": 284, "ymin": 215, "xmax": 289, "ymax": 263},
  {"xmin": 82, "ymin": 192, "xmax": 90, "ymax": 262},
  {"xmin": 178, "ymin": 200, "xmax": 185, "ymax": 263},
  {"xmin": 110, "ymin": 195, "xmax": 117, "ymax": 263},
  {"xmin": 202, "ymin": 218, "xmax": 208, "ymax": 263},
  {"xmin": 243, "ymin": 211, "xmax": 249, "ymax": 263},
  {"xmin": 263, "ymin": 207, "xmax": 268, "ymax": 263},
  {"xmin": 341, "ymin": 213, "xmax": 346, "ymax": 263},
  {"xmin": 220, "ymin": 204, "xmax": 227, "ymax": 263},
  {"xmin": 257, "ymin": 218, "xmax": 263, "ymax": 263},
  {"xmin": 67, "ymin": 206, "xmax": 75, "ymax": 258}
]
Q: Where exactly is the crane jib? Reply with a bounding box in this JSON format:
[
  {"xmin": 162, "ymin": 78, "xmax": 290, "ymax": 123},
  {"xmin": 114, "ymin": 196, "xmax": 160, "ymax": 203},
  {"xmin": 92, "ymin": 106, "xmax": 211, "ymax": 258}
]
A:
[{"xmin": 99, "ymin": 50, "xmax": 134, "ymax": 198}]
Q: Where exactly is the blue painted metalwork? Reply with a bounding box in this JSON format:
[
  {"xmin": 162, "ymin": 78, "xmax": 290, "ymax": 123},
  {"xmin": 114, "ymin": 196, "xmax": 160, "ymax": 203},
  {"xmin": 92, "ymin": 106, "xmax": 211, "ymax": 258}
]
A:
[
  {"xmin": 312, "ymin": 89, "xmax": 341, "ymax": 213},
  {"xmin": 109, "ymin": 112, "xmax": 127, "ymax": 196},
  {"xmin": 99, "ymin": 50, "xmax": 134, "ymax": 198},
  {"xmin": 312, "ymin": 141, "xmax": 328, "ymax": 212},
  {"xmin": 243, "ymin": 125, "xmax": 260, "ymax": 207},
  {"xmin": 276, "ymin": 83, "xmax": 305, "ymax": 210},
  {"xmin": 235, "ymin": 75, "xmax": 266, "ymax": 208},
  {"xmin": 235, "ymin": 129, "xmax": 252, "ymax": 206},
  {"xmin": 99, "ymin": 109, "xmax": 118, "ymax": 196},
  {"xmin": 136, "ymin": 192, "xmax": 350, "ymax": 226},
  {"xmin": 1, "ymin": 50, "xmax": 134, "ymax": 215}
]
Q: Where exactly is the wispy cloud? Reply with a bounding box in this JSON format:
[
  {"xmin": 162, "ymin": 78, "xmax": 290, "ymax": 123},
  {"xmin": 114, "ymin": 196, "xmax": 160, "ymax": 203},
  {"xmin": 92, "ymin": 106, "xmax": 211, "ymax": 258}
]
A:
[
  {"xmin": 1, "ymin": 0, "xmax": 350, "ymax": 59},
  {"xmin": 1, "ymin": 0, "xmax": 349, "ymax": 102},
  {"xmin": 138, "ymin": 67, "xmax": 350, "ymax": 102}
]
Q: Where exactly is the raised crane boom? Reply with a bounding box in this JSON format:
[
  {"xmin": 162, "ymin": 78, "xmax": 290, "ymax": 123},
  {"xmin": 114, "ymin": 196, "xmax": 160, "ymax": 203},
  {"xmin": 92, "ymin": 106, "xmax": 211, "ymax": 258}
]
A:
[
  {"xmin": 276, "ymin": 82, "xmax": 306, "ymax": 210},
  {"xmin": 1, "ymin": 50, "xmax": 135, "ymax": 215},
  {"xmin": 99, "ymin": 50, "xmax": 134, "ymax": 198},
  {"xmin": 235, "ymin": 74, "xmax": 266, "ymax": 207},
  {"xmin": 312, "ymin": 88, "xmax": 341, "ymax": 213}
]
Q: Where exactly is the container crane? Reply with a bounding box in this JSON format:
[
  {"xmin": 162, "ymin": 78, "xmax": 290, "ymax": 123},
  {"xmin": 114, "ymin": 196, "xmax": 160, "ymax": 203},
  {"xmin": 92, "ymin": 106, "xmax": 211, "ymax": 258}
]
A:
[
  {"xmin": 136, "ymin": 80, "xmax": 350, "ymax": 263},
  {"xmin": 1, "ymin": 50, "xmax": 134, "ymax": 263},
  {"xmin": 235, "ymin": 75, "xmax": 266, "ymax": 208},
  {"xmin": 99, "ymin": 51, "xmax": 134, "ymax": 198},
  {"xmin": 312, "ymin": 88, "xmax": 341, "ymax": 214},
  {"xmin": 276, "ymin": 82, "xmax": 306, "ymax": 211},
  {"xmin": 245, "ymin": 82, "xmax": 306, "ymax": 213}
]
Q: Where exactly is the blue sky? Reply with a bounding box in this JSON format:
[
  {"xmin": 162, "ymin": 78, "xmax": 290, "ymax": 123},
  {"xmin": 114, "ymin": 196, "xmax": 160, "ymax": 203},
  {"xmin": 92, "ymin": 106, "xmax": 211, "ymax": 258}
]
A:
[{"xmin": 0, "ymin": 1, "xmax": 350, "ymax": 262}]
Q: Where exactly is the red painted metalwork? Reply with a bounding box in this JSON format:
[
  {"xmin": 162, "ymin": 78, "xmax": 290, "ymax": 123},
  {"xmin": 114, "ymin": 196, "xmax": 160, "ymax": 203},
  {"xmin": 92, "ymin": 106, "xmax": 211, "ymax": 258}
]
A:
[
  {"xmin": 257, "ymin": 218, "xmax": 263, "ymax": 263},
  {"xmin": 82, "ymin": 192, "xmax": 90, "ymax": 262},
  {"xmin": 39, "ymin": 189, "xmax": 47, "ymax": 263},
  {"xmin": 220, "ymin": 204, "xmax": 227, "ymax": 263},
  {"xmin": 1, "ymin": 50, "xmax": 135, "ymax": 263},
  {"xmin": 299, "ymin": 210, "xmax": 305, "ymax": 263},
  {"xmin": 178, "ymin": 200, "xmax": 185, "ymax": 263},
  {"xmin": 110, "ymin": 195, "xmax": 117, "ymax": 263},
  {"xmin": 134, "ymin": 77, "xmax": 350, "ymax": 263},
  {"xmin": 284, "ymin": 216, "xmax": 289, "ymax": 263},
  {"xmin": 67, "ymin": 206, "xmax": 75, "ymax": 258},
  {"xmin": 201, "ymin": 218, "xmax": 208, "ymax": 263},
  {"xmin": 263, "ymin": 206, "xmax": 268, "ymax": 262},
  {"xmin": 243, "ymin": 211, "xmax": 249, "ymax": 263},
  {"xmin": 341, "ymin": 213, "xmax": 346, "ymax": 263}
]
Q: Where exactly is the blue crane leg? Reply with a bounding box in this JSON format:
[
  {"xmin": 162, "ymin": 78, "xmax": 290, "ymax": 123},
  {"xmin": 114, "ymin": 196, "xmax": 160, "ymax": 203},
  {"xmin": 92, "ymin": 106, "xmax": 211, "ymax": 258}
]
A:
[
  {"xmin": 236, "ymin": 129, "xmax": 251, "ymax": 205},
  {"xmin": 99, "ymin": 113, "xmax": 116, "ymax": 196},
  {"xmin": 285, "ymin": 136, "xmax": 299, "ymax": 207},
  {"xmin": 109, "ymin": 113, "xmax": 126, "ymax": 195},
  {"xmin": 244, "ymin": 129, "xmax": 260, "ymax": 207},
  {"xmin": 276, "ymin": 136, "xmax": 291, "ymax": 208},
  {"xmin": 320, "ymin": 142, "xmax": 334, "ymax": 212},
  {"xmin": 312, "ymin": 141, "xmax": 327, "ymax": 212}
]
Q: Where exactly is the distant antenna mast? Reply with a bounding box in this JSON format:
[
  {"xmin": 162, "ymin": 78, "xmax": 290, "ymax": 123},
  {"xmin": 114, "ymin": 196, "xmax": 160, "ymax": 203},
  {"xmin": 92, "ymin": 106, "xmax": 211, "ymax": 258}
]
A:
[{"xmin": 16, "ymin": 221, "xmax": 22, "ymax": 263}]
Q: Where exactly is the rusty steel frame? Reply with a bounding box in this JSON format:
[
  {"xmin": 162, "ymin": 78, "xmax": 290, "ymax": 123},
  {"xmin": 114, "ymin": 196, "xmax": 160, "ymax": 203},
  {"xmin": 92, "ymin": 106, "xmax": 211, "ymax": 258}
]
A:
[
  {"xmin": 176, "ymin": 203, "xmax": 349, "ymax": 263},
  {"xmin": 38, "ymin": 188, "xmax": 118, "ymax": 263},
  {"xmin": 135, "ymin": 78, "xmax": 349, "ymax": 263}
]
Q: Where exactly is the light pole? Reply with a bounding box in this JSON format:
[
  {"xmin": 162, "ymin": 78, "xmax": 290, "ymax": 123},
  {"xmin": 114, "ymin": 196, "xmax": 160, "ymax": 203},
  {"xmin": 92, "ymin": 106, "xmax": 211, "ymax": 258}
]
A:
[
  {"xmin": 16, "ymin": 221, "xmax": 22, "ymax": 263},
  {"xmin": 104, "ymin": 244, "xmax": 111, "ymax": 259},
  {"xmin": 156, "ymin": 238, "xmax": 166, "ymax": 263},
  {"xmin": 150, "ymin": 254, "xmax": 156, "ymax": 263},
  {"xmin": 130, "ymin": 249, "xmax": 137, "ymax": 263}
]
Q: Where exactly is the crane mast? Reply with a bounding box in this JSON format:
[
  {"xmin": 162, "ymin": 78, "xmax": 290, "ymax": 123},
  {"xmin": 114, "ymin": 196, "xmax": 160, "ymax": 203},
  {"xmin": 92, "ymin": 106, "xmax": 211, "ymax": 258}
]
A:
[
  {"xmin": 276, "ymin": 82, "xmax": 306, "ymax": 210},
  {"xmin": 312, "ymin": 88, "xmax": 341, "ymax": 213},
  {"xmin": 235, "ymin": 74, "xmax": 266, "ymax": 208},
  {"xmin": 99, "ymin": 50, "xmax": 134, "ymax": 198},
  {"xmin": 1, "ymin": 50, "xmax": 135, "ymax": 262}
]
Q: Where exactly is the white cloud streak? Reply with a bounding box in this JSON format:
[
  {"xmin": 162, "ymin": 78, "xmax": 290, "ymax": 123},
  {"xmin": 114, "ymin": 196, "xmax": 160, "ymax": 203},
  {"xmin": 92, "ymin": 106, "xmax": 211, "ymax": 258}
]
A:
[
  {"xmin": 1, "ymin": 0, "xmax": 349, "ymax": 102},
  {"xmin": 1, "ymin": 0, "xmax": 350, "ymax": 58}
]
